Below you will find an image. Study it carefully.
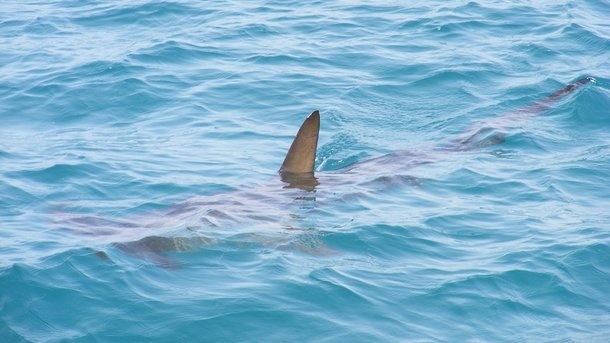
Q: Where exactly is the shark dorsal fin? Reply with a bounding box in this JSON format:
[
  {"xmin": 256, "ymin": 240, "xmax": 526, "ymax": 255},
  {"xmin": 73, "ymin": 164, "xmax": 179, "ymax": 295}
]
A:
[{"xmin": 279, "ymin": 110, "xmax": 320, "ymax": 176}]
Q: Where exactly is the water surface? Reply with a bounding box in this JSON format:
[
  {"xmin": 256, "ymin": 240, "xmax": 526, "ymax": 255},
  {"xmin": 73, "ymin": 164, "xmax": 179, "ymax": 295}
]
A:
[{"xmin": 1, "ymin": 1, "xmax": 610, "ymax": 341}]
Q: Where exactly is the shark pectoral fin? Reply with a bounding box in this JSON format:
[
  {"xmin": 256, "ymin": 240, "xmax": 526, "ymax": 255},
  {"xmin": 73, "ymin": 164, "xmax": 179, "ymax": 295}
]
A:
[{"xmin": 279, "ymin": 110, "xmax": 320, "ymax": 175}]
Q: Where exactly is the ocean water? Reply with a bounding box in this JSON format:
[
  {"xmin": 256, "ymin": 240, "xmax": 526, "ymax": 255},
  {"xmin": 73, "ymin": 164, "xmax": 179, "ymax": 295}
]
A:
[{"xmin": 1, "ymin": 0, "xmax": 610, "ymax": 341}]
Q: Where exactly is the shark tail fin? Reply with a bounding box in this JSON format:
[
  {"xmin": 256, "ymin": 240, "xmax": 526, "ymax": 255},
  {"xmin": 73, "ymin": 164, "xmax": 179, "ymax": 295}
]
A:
[
  {"xmin": 522, "ymin": 77, "xmax": 594, "ymax": 114},
  {"xmin": 279, "ymin": 110, "xmax": 320, "ymax": 176}
]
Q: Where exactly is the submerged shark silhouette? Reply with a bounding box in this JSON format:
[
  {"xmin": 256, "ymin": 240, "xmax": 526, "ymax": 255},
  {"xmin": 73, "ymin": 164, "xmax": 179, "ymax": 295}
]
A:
[{"xmin": 66, "ymin": 77, "xmax": 593, "ymax": 267}]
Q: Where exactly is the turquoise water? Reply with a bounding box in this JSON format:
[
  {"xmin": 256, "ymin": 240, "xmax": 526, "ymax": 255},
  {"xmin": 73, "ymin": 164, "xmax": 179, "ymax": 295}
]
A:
[{"xmin": 2, "ymin": 0, "xmax": 610, "ymax": 341}]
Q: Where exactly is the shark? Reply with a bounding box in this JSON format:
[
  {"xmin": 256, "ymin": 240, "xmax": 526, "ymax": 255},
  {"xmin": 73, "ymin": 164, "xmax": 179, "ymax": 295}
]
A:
[{"xmin": 60, "ymin": 77, "xmax": 593, "ymax": 267}]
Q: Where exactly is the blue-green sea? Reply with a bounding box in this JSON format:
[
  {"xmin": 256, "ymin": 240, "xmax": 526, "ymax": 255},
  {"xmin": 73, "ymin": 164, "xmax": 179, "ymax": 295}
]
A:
[{"xmin": 1, "ymin": 1, "xmax": 610, "ymax": 342}]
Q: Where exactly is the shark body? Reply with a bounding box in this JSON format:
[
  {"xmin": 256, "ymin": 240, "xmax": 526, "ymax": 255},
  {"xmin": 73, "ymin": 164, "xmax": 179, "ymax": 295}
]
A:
[{"xmin": 60, "ymin": 78, "xmax": 593, "ymax": 267}]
